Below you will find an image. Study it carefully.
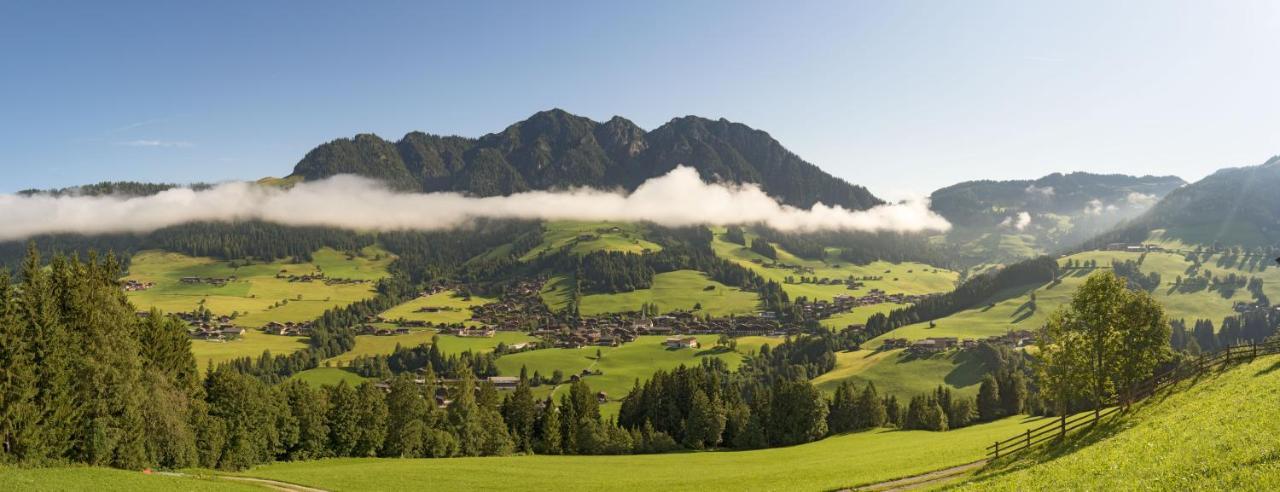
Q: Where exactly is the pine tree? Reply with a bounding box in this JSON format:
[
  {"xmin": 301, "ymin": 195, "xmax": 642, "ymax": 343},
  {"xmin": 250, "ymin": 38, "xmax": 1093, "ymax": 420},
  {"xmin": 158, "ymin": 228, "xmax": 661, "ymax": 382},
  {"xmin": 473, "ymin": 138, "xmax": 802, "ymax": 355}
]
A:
[
  {"xmin": 353, "ymin": 382, "xmax": 388, "ymax": 457},
  {"xmin": 501, "ymin": 380, "xmax": 537, "ymax": 453},
  {"xmin": 281, "ymin": 380, "xmax": 328, "ymax": 460},
  {"xmin": 977, "ymin": 374, "xmax": 1002, "ymax": 421},
  {"xmin": 855, "ymin": 383, "xmax": 886, "ymax": 429},
  {"xmin": 536, "ymin": 398, "xmax": 562, "ymax": 455},
  {"xmin": 0, "ymin": 271, "xmax": 39, "ymax": 461},
  {"xmin": 324, "ymin": 381, "xmax": 361, "ymax": 457}
]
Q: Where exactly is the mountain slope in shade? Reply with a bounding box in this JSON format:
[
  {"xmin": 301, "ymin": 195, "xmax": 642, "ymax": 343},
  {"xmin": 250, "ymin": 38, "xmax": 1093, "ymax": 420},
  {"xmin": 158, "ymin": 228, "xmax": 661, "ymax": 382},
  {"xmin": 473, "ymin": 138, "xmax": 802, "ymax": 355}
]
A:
[
  {"xmin": 290, "ymin": 109, "xmax": 884, "ymax": 211},
  {"xmin": 930, "ymin": 172, "xmax": 1186, "ymax": 264},
  {"xmin": 1086, "ymin": 155, "xmax": 1280, "ymax": 249}
]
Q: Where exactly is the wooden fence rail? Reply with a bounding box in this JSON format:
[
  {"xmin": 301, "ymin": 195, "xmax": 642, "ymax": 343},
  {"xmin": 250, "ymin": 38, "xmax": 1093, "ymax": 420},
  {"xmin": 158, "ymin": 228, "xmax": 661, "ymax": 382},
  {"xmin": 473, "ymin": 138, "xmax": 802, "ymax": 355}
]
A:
[{"xmin": 985, "ymin": 339, "xmax": 1280, "ymax": 460}]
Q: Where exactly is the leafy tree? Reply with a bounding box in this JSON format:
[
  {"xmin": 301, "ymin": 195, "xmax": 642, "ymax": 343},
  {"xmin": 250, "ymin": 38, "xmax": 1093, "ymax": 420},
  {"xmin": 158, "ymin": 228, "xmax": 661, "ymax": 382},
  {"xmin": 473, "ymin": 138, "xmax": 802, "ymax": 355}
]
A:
[{"xmin": 1040, "ymin": 271, "xmax": 1171, "ymax": 412}]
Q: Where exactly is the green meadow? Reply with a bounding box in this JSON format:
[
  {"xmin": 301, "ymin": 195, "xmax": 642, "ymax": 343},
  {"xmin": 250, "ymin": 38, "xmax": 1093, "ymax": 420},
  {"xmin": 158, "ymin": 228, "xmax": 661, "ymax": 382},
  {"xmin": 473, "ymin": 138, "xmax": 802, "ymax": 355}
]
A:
[
  {"xmin": 811, "ymin": 348, "xmax": 988, "ymax": 400},
  {"xmin": 288, "ymin": 367, "xmax": 370, "ymax": 387},
  {"xmin": 520, "ymin": 221, "xmax": 663, "ymax": 259},
  {"xmin": 496, "ymin": 335, "xmax": 743, "ymax": 415},
  {"xmin": 709, "ymin": 228, "xmax": 959, "ymax": 302},
  {"xmin": 124, "ymin": 248, "xmax": 393, "ymax": 369},
  {"xmin": 865, "ymin": 249, "xmax": 1280, "ymax": 351},
  {"xmin": 379, "ymin": 289, "xmax": 495, "ymax": 326},
  {"xmin": 959, "ymin": 354, "xmax": 1280, "ymax": 490},
  {"xmin": 577, "ymin": 270, "xmax": 760, "ymax": 316},
  {"xmin": 234, "ymin": 414, "xmax": 1050, "ymax": 492},
  {"xmin": 0, "ymin": 467, "xmax": 258, "ymax": 492}
]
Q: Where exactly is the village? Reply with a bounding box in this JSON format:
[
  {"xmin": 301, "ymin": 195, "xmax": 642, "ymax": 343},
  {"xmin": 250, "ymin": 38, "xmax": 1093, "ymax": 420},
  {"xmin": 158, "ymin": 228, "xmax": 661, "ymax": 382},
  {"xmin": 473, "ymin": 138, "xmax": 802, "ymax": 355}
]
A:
[{"xmin": 880, "ymin": 329, "xmax": 1036, "ymax": 356}]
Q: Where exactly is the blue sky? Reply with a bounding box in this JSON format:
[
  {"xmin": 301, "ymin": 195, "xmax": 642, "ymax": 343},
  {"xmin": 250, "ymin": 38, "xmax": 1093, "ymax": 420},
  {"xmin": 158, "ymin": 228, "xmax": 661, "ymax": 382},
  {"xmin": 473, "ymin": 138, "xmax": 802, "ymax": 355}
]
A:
[{"xmin": 2, "ymin": 1, "xmax": 1278, "ymax": 198}]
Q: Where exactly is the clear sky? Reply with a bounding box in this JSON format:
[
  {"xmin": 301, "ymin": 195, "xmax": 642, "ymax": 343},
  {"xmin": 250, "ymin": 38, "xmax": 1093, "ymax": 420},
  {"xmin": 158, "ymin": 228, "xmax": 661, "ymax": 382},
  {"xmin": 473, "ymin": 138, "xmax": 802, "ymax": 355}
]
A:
[{"xmin": 2, "ymin": 1, "xmax": 1278, "ymax": 198}]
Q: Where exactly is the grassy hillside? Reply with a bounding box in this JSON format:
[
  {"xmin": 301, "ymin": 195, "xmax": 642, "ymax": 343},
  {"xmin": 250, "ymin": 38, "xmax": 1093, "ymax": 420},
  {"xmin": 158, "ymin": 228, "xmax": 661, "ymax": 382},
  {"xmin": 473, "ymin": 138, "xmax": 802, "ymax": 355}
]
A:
[
  {"xmin": 0, "ymin": 467, "xmax": 257, "ymax": 491},
  {"xmin": 495, "ymin": 335, "xmax": 743, "ymax": 415},
  {"xmin": 124, "ymin": 248, "xmax": 393, "ymax": 369},
  {"xmin": 577, "ymin": 270, "xmax": 760, "ymax": 316},
  {"xmin": 233, "ymin": 414, "xmax": 1050, "ymax": 492},
  {"xmin": 812, "ymin": 348, "xmax": 989, "ymax": 399},
  {"xmin": 709, "ymin": 228, "xmax": 958, "ymax": 302},
  {"xmin": 868, "ymin": 249, "xmax": 1280, "ymax": 350},
  {"xmin": 958, "ymin": 354, "xmax": 1280, "ymax": 490},
  {"xmin": 379, "ymin": 289, "xmax": 495, "ymax": 326},
  {"xmin": 520, "ymin": 221, "xmax": 662, "ymax": 259}
]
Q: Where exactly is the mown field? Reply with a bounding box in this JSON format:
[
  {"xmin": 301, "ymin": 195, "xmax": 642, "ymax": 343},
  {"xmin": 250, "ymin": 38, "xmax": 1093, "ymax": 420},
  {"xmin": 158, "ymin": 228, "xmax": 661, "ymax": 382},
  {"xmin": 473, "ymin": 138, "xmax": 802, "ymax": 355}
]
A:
[
  {"xmin": 811, "ymin": 348, "xmax": 988, "ymax": 399},
  {"xmin": 575, "ymin": 270, "xmax": 760, "ymax": 316},
  {"xmin": 124, "ymin": 247, "xmax": 394, "ymax": 369},
  {"xmin": 233, "ymin": 414, "xmax": 1049, "ymax": 492},
  {"xmin": 378, "ymin": 289, "xmax": 495, "ymax": 326},
  {"xmin": 520, "ymin": 221, "xmax": 663, "ymax": 259},
  {"xmin": 868, "ymin": 248, "xmax": 1280, "ymax": 351},
  {"xmin": 958, "ymin": 354, "xmax": 1280, "ymax": 490},
  {"xmin": 0, "ymin": 467, "xmax": 258, "ymax": 492},
  {"xmin": 495, "ymin": 335, "xmax": 743, "ymax": 416},
  {"xmin": 709, "ymin": 228, "xmax": 959, "ymax": 302}
]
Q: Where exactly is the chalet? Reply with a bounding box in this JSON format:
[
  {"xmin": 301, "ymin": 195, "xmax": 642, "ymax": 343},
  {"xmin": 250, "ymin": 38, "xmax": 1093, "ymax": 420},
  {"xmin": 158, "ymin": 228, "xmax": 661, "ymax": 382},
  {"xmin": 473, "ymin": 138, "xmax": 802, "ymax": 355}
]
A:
[
  {"xmin": 881, "ymin": 338, "xmax": 911, "ymax": 349},
  {"xmin": 488, "ymin": 376, "xmax": 520, "ymax": 390},
  {"xmin": 663, "ymin": 336, "xmax": 700, "ymax": 349},
  {"xmin": 394, "ymin": 327, "xmax": 411, "ymax": 335},
  {"xmin": 457, "ymin": 327, "xmax": 496, "ymax": 338},
  {"xmin": 597, "ymin": 391, "xmax": 608, "ymax": 404}
]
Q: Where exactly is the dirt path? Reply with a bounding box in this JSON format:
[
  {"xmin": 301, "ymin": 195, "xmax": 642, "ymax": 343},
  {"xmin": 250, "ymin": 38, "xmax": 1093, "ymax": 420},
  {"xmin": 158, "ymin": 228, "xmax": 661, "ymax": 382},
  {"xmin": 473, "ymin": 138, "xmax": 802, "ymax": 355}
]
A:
[
  {"xmin": 846, "ymin": 460, "xmax": 987, "ymax": 492},
  {"xmin": 158, "ymin": 472, "xmax": 330, "ymax": 492}
]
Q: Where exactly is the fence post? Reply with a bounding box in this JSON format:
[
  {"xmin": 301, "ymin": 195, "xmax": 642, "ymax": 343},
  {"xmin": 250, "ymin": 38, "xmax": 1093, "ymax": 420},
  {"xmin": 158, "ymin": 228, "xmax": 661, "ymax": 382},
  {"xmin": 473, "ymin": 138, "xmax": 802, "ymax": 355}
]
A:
[
  {"xmin": 1060, "ymin": 414, "xmax": 1066, "ymax": 439},
  {"xmin": 1025, "ymin": 428, "xmax": 1031, "ymax": 449},
  {"xmin": 994, "ymin": 441, "xmax": 999, "ymax": 459}
]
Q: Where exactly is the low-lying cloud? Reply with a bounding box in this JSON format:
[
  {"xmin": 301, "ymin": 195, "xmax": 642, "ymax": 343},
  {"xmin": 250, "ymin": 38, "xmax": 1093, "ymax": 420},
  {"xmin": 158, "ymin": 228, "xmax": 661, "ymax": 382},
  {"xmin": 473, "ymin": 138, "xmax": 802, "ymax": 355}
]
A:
[
  {"xmin": 0, "ymin": 166, "xmax": 950, "ymax": 242},
  {"xmin": 1000, "ymin": 211, "xmax": 1033, "ymax": 231}
]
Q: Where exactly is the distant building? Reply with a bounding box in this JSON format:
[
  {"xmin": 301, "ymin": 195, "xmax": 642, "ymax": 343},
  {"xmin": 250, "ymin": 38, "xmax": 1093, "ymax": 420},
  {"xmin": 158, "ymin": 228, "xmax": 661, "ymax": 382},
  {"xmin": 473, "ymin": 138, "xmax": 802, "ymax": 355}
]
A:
[{"xmin": 663, "ymin": 336, "xmax": 700, "ymax": 349}]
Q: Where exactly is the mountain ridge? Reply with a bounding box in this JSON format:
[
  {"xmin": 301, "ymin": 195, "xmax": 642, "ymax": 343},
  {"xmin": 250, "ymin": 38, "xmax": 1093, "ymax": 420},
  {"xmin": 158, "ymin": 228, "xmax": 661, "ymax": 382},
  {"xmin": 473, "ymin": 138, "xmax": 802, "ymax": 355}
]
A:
[{"xmin": 289, "ymin": 108, "xmax": 885, "ymax": 211}]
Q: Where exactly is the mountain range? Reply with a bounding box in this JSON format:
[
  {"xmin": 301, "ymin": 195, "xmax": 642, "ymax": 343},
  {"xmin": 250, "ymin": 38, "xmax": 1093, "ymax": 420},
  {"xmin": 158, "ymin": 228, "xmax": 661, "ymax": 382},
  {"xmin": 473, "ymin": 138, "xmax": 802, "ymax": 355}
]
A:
[{"xmin": 290, "ymin": 109, "xmax": 883, "ymax": 211}]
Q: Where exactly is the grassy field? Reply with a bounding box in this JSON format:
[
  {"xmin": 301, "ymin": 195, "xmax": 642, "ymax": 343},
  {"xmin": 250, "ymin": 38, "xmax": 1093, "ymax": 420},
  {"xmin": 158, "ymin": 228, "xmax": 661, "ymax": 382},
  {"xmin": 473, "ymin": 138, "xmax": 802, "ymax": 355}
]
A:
[
  {"xmin": 379, "ymin": 290, "xmax": 495, "ymax": 326},
  {"xmin": 520, "ymin": 221, "xmax": 663, "ymax": 259},
  {"xmin": 235, "ymin": 414, "xmax": 1051, "ymax": 491},
  {"xmin": 811, "ymin": 348, "xmax": 988, "ymax": 399},
  {"xmin": 124, "ymin": 248, "xmax": 393, "ymax": 369},
  {"xmin": 0, "ymin": 467, "xmax": 258, "ymax": 491},
  {"xmin": 958, "ymin": 354, "xmax": 1280, "ymax": 490},
  {"xmin": 126, "ymin": 248, "xmax": 393, "ymax": 328},
  {"xmin": 867, "ymin": 249, "xmax": 1280, "ymax": 350},
  {"xmin": 187, "ymin": 332, "xmax": 309, "ymax": 371},
  {"xmin": 577, "ymin": 270, "xmax": 760, "ymax": 316},
  {"xmin": 709, "ymin": 228, "xmax": 958, "ymax": 302},
  {"xmin": 495, "ymin": 335, "xmax": 743, "ymax": 415},
  {"xmin": 326, "ymin": 329, "xmax": 439, "ymax": 365},
  {"xmin": 289, "ymin": 367, "xmax": 370, "ymax": 387}
]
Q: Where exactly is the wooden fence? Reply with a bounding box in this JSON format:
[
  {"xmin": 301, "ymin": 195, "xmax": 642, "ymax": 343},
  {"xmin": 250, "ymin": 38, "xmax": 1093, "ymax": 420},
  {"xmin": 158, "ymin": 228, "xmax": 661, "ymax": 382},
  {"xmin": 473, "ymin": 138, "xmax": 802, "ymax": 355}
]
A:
[{"xmin": 986, "ymin": 339, "xmax": 1280, "ymax": 460}]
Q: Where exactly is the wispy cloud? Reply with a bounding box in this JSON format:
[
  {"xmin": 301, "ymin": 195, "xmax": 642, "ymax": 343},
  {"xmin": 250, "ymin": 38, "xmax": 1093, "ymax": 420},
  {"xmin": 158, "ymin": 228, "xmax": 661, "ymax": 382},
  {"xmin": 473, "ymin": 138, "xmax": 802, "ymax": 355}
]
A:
[
  {"xmin": 115, "ymin": 139, "xmax": 193, "ymax": 148},
  {"xmin": 0, "ymin": 166, "xmax": 952, "ymax": 241}
]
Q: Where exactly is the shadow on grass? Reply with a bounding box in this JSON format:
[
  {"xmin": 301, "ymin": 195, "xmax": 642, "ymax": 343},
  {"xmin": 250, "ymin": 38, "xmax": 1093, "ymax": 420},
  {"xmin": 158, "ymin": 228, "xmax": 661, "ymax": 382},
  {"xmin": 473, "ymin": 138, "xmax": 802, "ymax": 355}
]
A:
[
  {"xmin": 1254, "ymin": 359, "xmax": 1280, "ymax": 377},
  {"xmin": 969, "ymin": 411, "xmax": 1131, "ymax": 484}
]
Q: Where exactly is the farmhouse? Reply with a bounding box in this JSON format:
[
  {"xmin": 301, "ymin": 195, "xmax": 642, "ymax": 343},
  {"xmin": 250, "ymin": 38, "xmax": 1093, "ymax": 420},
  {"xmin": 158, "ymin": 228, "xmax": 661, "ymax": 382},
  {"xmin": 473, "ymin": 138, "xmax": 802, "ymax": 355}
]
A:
[
  {"xmin": 487, "ymin": 376, "xmax": 520, "ymax": 390},
  {"xmin": 663, "ymin": 336, "xmax": 700, "ymax": 349}
]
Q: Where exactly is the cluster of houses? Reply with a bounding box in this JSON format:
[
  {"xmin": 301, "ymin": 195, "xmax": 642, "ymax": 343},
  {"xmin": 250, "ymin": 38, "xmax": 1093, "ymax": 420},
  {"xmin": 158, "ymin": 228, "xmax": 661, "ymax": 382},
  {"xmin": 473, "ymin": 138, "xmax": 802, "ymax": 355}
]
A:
[
  {"xmin": 467, "ymin": 279, "xmax": 557, "ymax": 332},
  {"xmin": 358, "ymin": 324, "xmax": 412, "ymax": 336},
  {"xmin": 180, "ymin": 276, "xmax": 234, "ymax": 286},
  {"xmin": 261, "ymin": 320, "xmax": 313, "ymax": 336},
  {"xmin": 121, "ymin": 280, "xmax": 154, "ymax": 292},
  {"xmin": 1105, "ymin": 243, "xmax": 1164, "ymax": 253},
  {"xmin": 800, "ymin": 290, "xmax": 931, "ymax": 320},
  {"xmin": 173, "ymin": 312, "xmax": 246, "ymax": 340},
  {"xmin": 881, "ymin": 329, "xmax": 1036, "ymax": 355}
]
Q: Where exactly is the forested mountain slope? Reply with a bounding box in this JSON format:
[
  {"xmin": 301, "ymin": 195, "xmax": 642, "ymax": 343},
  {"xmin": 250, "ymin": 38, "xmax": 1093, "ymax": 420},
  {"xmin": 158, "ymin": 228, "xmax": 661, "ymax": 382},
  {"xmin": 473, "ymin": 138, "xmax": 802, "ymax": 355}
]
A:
[
  {"xmin": 930, "ymin": 172, "xmax": 1185, "ymax": 264},
  {"xmin": 1086, "ymin": 155, "xmax": 1280, "ymax": 249},
  {"xmin": 291, "ymin": 109, "xmax": 883, "ymax": 210}
]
